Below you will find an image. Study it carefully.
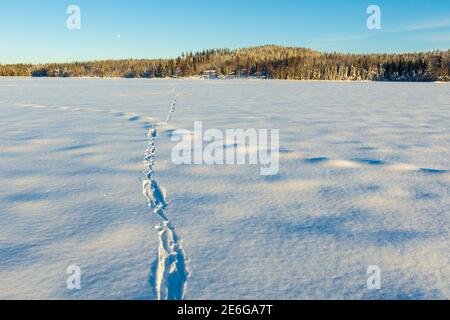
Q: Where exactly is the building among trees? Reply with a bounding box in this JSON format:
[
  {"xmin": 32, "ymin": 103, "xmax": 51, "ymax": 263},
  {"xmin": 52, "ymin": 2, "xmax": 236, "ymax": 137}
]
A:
[{"xmin": 1, "ymin": 45, "xmax": 448, "ymax": 81}]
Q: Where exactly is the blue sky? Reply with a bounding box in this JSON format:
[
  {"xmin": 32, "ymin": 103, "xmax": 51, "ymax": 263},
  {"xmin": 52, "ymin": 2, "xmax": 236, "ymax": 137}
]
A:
[{"xmin": 0, "ymin": 0, "xmax": 449, "ymax": 63}]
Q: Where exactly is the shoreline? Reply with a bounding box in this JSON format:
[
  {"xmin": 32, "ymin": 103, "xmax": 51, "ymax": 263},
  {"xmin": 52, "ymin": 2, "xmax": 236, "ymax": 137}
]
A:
[{"xmin": 0, "ymin": 76, "xmax": 448, "ymax": 83}]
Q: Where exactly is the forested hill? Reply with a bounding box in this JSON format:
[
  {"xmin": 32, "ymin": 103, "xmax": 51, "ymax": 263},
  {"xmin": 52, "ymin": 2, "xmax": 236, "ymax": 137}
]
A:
[{"xmin": 1, "ymin": 45, "xmax": 449, "ymax": 81}]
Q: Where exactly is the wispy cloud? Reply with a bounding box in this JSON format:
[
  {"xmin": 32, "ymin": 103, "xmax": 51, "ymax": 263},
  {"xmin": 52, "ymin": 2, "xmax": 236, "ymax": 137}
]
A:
[
  {"xmin": 417, "ymin": 32, "xmax": 450, "ymax": 42},
  {"xmin": 395, "ymin": 19, "xmax": 450, "ymax": 32}
]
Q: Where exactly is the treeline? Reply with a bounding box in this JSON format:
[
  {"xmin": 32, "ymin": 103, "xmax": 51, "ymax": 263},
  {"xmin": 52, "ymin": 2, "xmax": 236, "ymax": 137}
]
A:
[{"xmin": 1, "ymin": 45, "xmax": 448, "ymax": 81}]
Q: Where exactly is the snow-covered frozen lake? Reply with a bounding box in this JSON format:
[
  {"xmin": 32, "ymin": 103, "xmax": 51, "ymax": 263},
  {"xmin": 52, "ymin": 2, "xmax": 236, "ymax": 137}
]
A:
[{"xmin": 0, "ymin": 78, "xmax": 449, "ymax": 299}]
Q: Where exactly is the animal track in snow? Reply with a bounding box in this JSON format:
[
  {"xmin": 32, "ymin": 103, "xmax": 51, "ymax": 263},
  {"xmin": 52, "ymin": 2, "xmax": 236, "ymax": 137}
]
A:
[
  {"xmin": 142, "ymin": 95, "xmax": 190, "ymax": 300},
  {"xmin": 10, "ymin": 97, "xmax": 190, "ymax": 300},
  {"xmin": 11, "ymin": 102, "xmax": 156, "ymax": 129}
]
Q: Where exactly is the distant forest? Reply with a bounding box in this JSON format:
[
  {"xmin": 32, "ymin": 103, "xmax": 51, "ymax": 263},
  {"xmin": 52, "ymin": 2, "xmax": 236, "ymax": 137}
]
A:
[{"xmin": 1, "ymin": 45, "xmax": 449, "ymax": 81}]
